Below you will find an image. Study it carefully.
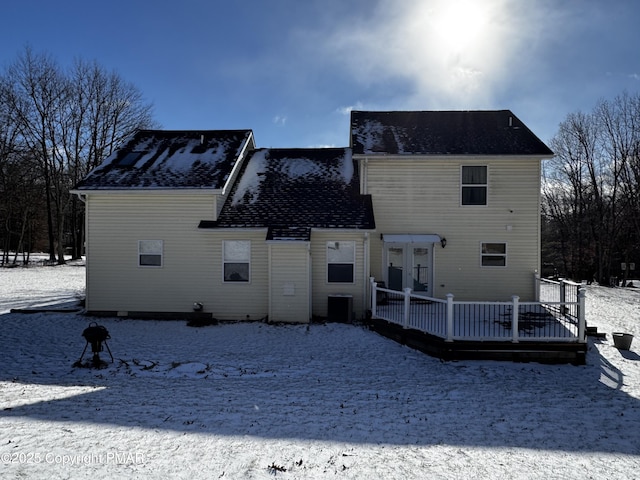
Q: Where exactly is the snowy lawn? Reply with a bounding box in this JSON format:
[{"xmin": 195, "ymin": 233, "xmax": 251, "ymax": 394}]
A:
[{"xmin": 1, "ymin": 262, "xmax": 639, "ymax": 479}]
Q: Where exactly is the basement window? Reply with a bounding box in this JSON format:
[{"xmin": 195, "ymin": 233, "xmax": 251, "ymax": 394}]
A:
[{"xmin": 139, "ymin": 240, "xmax": 163, "ymax": 267}]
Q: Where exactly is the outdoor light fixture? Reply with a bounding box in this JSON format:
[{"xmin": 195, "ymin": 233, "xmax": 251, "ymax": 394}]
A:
[{"xmin": 440, "ymin": 237, "xmax": 447, "ymax": 248}]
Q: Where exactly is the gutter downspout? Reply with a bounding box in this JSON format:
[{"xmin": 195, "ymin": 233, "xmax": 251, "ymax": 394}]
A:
[
  {"xmin": 268, "ymin": 243, "xmax": 272, "ymax": 323},
  {"xmin": 363, "ymin": 231, "xmax": 369, "ymax": 320},
  {"xmin": 308, "ymin": 242, "xmax": 312, "ymax": 323},
  {"xmin": 73, "ymin": 192, "xmax": 89, "ymax": 311}
]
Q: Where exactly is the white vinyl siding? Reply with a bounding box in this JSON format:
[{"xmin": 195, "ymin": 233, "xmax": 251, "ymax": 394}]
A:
[
  {"xmin": 83, "ymin": 193, "xmax": 269, "ymax": 319},
  {"xmin": 311, "ymin": 232, "xmax": 367, "ymax": 319},
  {"xmin": 360, "ymin": 155, "xmax": 542, "ymax": 300},
  {"xmin": 85, "ymin": 193, "xmax": 216, "ymax": 313},
  {"xmin": 268, "ymin": 243, "xmax": 310, "ymax": 323},
  {"xmin": 208, "ymin": 231, "xmax": 269, "ymax": 320}
]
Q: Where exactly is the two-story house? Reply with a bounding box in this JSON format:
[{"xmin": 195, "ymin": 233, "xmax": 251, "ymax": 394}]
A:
[
  {"xmin": 72, "ymin": 110, "xmax": 553, "ymax": 324},
  {"xmin": 351, "ymin": 110, "xmax": 553, "ymax": 302}
]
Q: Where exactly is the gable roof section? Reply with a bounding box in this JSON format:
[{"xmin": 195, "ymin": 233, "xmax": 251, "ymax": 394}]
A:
[
  {"xmin": 74, "ymin": 129, "xmax": 253, "ymax": 190},
  {"xmin": 350, "ymin": 110, "xmax": 553, "ymax": 156},
  {"xmin": 201, "ymin": 148, "xmax": 375, "ymax": 236}
]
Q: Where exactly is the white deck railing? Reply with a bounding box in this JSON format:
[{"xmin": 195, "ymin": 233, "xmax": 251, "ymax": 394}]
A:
[{"xmin": 369, "ymin": 277, "xmax": 586, "ymax": 344}]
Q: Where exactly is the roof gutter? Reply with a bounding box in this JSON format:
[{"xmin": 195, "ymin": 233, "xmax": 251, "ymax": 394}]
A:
[
  {"xmin": 72, "ymin": 192, "xmax": 87, "ymax": 203},
  {"xmin": 197, "ymin": 224, "xmax": 268, "ymax": 232},
  {"xmin": 69, "ymin": 189, "xmax": 222, "ymax": 196},
  {"xmin": 310, "ymin": 227, "xmax": 376, "ymax": 234},
  {"xmin": 352, "ymin": 153, "xmax": 554, "ymax": 161}
]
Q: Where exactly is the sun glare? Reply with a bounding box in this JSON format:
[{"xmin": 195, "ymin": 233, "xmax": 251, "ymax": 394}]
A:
[
  {"xmin": 433, "ymin": 0, "xmax": 489, "ymax": 54},
  {"xmin": 330, "ymin": 0, "xmax": 511, "ymax": 103}
]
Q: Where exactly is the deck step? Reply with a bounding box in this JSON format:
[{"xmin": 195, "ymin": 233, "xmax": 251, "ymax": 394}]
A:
[{"xmin": 586, "ymin": 326, "xmax": 607, "ymax": 338}]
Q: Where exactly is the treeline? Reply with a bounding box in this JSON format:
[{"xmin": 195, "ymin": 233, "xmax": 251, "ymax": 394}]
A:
[
  {"xmin": 542, "ymin": 92, "xmax": 640, "ymax": 284},
  {"xmin": 0, "ymin": 47, "xmax": 156, "ymax": 265},
  {"xmin": 2, "ymin": 46, "xmax": 637, "ymax": 280}
]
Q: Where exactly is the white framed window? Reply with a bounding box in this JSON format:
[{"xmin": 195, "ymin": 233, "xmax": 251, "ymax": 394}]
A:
[
  {"xmin": 223, "ymin": 240, "xmax": 250, "ymax": 282},
  {"xmin": 461, "ymin": 165, "xmax": 488, "ymax": 206},
  {"xmin": 481, "ymin": 242, "xmax": 507, "ymax": 267},
  {"xmin": 327, "ymin": 241, "xmax": 355, "ymax": 283},
  {"xmin": 138, "ymin": 240, "xmax": 163, "ymax": 267}
]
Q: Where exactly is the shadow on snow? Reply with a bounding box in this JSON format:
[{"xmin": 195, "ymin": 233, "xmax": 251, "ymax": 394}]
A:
[{"xmin": 0, "ymin": 309, "xmax": 638, "ymax": 455}]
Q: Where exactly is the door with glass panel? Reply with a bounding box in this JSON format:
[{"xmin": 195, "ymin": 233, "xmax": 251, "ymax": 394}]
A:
[{"xmin": 385, "ymin": 243, "xmax": 432, "ymax": 295}]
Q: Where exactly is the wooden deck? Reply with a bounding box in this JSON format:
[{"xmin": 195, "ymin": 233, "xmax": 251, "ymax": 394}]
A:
[
  {"xmin": 367, "ymin": 278, "xmax": 588, "ymax": 364},
  {"xmin": 366, "ymin": 316, "xmax": 587, "ymax": 364}
]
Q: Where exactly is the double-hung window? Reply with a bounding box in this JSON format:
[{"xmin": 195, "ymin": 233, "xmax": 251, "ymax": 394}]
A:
[
  {"xmin": 327, "ymin": 241, "xmax": 355, "ymax": 283},
  {"xmin": 138, "ymin": 240, "xmax": 163, "ymax": 267},
  {"xmin": 481, "ymin": 242, "xmax": 507, "ymax": 267},
  {"xmin": 461, "ymin": 165, "xmax": 488, "ymax": 205},
  {"xmin": 223, "ymin": 240, "xmax": 250, "ymax": 282}
]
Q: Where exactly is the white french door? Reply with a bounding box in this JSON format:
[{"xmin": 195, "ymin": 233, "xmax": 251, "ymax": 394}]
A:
[{"xmin": 385, "ymin": 243, "xmax": 433, "ymax": 295}]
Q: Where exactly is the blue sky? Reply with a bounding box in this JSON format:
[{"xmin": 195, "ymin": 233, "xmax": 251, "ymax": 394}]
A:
[{"xmin": 2, "ymin": 0, "xmax": 639, "ymax": 148}]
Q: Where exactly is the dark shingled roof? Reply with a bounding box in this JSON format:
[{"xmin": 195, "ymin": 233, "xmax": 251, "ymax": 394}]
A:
[
  {"xmin": 350, "ymin": 110, "xmax": 553, "ymax": 156},
  {"xmin": 74, "ymin": 129, "xmax": 253, "ymax": 190},
  {"xmin": 201, "ymin": 148, "xmax": 375, "ymax": 236}
]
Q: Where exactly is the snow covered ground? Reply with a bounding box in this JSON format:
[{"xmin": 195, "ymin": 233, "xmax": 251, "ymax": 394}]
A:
[{"xmin": 1, "ymin": 261, "xmax": 639, "ymax": 479}]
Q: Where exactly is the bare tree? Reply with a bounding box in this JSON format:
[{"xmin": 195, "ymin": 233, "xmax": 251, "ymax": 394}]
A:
[
  {"xmin": 544, "ymin": 111, "xmax": 599, "ymax": 280},
  {"xmin": 598, "ymin": 92, "xmax": 640, "ymax": 283},
  {"xmin": 64, "ymin": 59, "xmax": 157, "ymax": 258},
  {"xmin": 1, "ymin": 47, "xmax": 157, "ymax": 263},
  {"xmin": 3, "ymin": 47, "xmax": 68, "ymax": 263},
  {"xmin": 0, "ymin": 77, "xmax": 44, "ymax": 264},
  {"xmin": 543, "ymin": 92, "xmax": 640, "ymax": 284}
]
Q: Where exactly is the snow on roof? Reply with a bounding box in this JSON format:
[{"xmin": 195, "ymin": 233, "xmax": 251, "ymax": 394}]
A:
[
  {"xmin": 350, "ymin": 110, "xmax": 554, "ymax": 156},
  {"xmin": 352, "ymin": 120, "xmax": 385, "ymax": 155},
  {"xmin": 212, "ymin": 147, "xmax": 374, "ymax": 232},
  {"xmin": 230, "ymin": 149, "xmax": 268, "ymax": 206},
  {"xmin": 231, "ymin": 148, "xmax": 354, "ymax": 207},
  {"xmin": 74, "ymin": 130, "xmax": 253, "ymax": 190}
]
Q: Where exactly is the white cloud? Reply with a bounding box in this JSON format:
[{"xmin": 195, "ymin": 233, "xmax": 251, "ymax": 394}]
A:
[
  {"xmin": 307, "ymin": 143, "xmax": 337, "ymax": 148},
  {"xmin": 335, "ymin": 102, "xmax": 364, "ymax": 115},
  {"xmin": 319, "ymin": 0, "xmax": 546, "ymax": 109},
  {"xmin": 273, "ymin": 115, "xmax": 287, "ymax": 125}
]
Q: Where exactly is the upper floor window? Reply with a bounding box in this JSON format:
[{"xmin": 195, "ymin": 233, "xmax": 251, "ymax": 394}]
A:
[
  {"xmin": 139, "ymin": 240, "xmax": 163, "ymax": 267},
  {"xmin": 223, "ymin": 240, "xmax": 250, "ymax": 282},
  {"xmin": 481, "ymin": 242, "xmax": 507, "ymax": 267},
  {"xmin": 327, "ymin": 241, "xmax": 355, "ymax": 283},
  {"xmin": 461, "ymin": 165, "xmax": 487, "ymax": 205}
]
